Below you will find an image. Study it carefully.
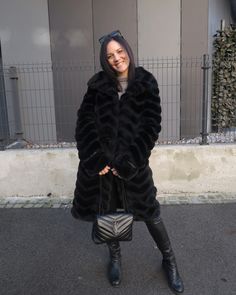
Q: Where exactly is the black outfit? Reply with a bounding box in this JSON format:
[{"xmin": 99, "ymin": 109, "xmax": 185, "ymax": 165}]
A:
[
  {"xmin": 72, "ymin": 67, "xmax": 161, "ymax": 221},
  {"xmin": 71, "ymin": 67, "xmax": 184, "ymax": 293}
]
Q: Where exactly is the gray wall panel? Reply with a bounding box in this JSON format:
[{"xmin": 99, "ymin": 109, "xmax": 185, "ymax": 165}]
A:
[
  {"xmin": 0, "ymin": 0, "xmax": 56, "ymax": 144},
  {"xmin": 48, "ymin": 0, "xmax": 137, "ymax": 141},
  {"xmin": 209, "ymin": 0, "xmax": 232, "ymax": 53},
  {"xmin": 92, "ymin": 0, "xmax": 138, "ymax": 67},
  {"xmin": 137, "ymin": 0, "xmax": 181, "ymax": 141},
  {"xmin": 48, "ymin": 0, "xmax": 94, "ymax": 141},
  {"xmin": 48, "ymin": 0, "xmax": 94, "ymax": 63},
  {"xmin": 181, "ymin": 0, "xmax": 209, "ymax": 139}
]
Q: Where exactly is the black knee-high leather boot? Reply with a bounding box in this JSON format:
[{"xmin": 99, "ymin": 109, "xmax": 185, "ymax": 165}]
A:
[
  {"xmin": 145, "ymin": 217, "xmax": 184, "ymax": 294},
  {"xmin": 107, "ymin": 240, "xmax": 121, "ymax": 287}
]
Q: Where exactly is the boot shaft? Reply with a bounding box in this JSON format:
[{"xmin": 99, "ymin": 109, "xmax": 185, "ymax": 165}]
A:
[
  {"xmin": 107, "ymin": 240, "xmax": 121, "ymax": 261},
  {"xmin": 145, "ymin": 217, "xmax": 175, "ymax": 260}
]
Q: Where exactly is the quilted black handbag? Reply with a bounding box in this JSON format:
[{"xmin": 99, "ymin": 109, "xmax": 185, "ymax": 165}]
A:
[{"xmin": 92, "ymin": 178, "xmax": 133, "ymax": 244}]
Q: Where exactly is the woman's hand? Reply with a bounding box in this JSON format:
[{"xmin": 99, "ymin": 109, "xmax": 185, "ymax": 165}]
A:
[
  {"xmin": 98, "ymin": 166, "xmax": 121, "ymax": 178},
  {"xmin": 99, "ymin": 165, "xmax": 111, "ymax": 176}
]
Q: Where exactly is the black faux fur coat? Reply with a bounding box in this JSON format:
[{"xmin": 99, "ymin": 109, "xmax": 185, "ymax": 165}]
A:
[{"xmin": 71, "ymin": 67, "xmax": 162, "ymax": 221}]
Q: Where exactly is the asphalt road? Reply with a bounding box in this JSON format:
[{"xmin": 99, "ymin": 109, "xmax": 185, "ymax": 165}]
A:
[{"xmin": 0, "ymin": 203, "xmax": 236, "ymax": 295}]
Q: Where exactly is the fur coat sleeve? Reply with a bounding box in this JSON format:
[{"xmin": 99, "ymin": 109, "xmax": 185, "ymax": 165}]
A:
[
  {"xmin": 75, "ymin": 88, "xmax": 112, "ymax": 176},
  {"xmin": 113, "ymin": 73, "xmax": 161, "ymax": 180}
]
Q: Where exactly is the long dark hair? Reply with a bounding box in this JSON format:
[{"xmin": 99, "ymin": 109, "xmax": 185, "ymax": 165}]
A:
[{"xmin": 99, "ymin": 35, "xmax": 135, "ymax": 88}]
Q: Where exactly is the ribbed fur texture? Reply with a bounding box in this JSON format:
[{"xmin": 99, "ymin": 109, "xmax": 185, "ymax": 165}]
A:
[{"xmin": 72, "ymin": 67, "xmax": 162, "ymax": 221}]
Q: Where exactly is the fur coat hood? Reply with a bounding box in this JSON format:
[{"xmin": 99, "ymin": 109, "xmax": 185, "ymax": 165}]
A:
[{"xmin": 72, "ymin": 66, "xmax": 162, "ymax": 221}]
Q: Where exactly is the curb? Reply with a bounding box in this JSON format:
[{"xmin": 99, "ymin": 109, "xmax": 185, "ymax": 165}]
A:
[{"xmin": 0, "ymin": 193, "xmax": 235, "ymax": 209}]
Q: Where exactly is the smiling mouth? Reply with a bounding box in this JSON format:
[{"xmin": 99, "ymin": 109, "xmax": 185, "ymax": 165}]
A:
[{"xmin": 115, "ymin": 62, "xmax": 124, "ymax": 67}]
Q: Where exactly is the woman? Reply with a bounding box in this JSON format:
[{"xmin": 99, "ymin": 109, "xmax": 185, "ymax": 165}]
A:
[{"xmin": 71, "ymin": 30, "xmax": 184, "ymax": 294}]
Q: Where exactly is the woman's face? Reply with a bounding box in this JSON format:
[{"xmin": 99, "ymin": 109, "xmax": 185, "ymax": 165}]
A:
[{"xmin": 106, "ymin": 40, "xmax": 130, "ymax": 78}]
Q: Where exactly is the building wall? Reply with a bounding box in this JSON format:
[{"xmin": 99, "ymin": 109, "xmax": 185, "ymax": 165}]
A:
[
  {"xmin": 48, "ymin": 0, "xmax": 138, "ymax": 65},
  {"xmin": 0, "ymin": 0, "xmax": 56, "ymax": 144},
  {"xmin": 0, "ymin": 0, "xmax": 232, "ymax": 144},
  {"xmin": 181, "ymin": 0, "xmax": 209, "ymax": 58},
  {"xmin": 48, "ymin": 0, "xmax": 138, "ymax": 141},
  {"xmin": 137, "ymin": 0, "xmax": 180, "ymax": 58},
  {"xmin": 181, "ymin": 0, "xmax": 232, "ymax": 56},
  {"xmin": 180, "ymin": 0, "xmax": 209, "ymax": 139},
  {"xmin": 208, "ymin": 0, "xmax": 232, "ymax": 54},
  {"xmin": 137, "ymin": 0, "xmax": 181, "ymax": 141},
  {"xmin": 181, "ymin": 0, "xmax": 232, "ymax": 139},
  {"xmin": 0, "ymin": 0, "xmax": 52, "ymax": 63},
  {"xmin": 92, "ymin": 0, "xmax": 138, "ymax": 66},
  {"xmin": 48, "ymin": 0, "xmax": 94, "ymax": 141}
]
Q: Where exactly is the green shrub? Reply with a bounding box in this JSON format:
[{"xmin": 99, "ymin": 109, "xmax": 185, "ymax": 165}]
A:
[{"xmin": 212, "ymin": 24, "xmax": 236, "ymax": 131}]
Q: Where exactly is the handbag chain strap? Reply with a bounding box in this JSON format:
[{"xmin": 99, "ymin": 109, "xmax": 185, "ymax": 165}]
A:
[{"xmin": 120, "ymin": 178, "xmax": 130, "ymax": 212}]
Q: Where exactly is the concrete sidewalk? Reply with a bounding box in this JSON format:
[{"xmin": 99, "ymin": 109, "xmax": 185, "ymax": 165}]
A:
[{"xmin": 0, "ymin": 203, "xmax": 236, "ymax": 295}]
